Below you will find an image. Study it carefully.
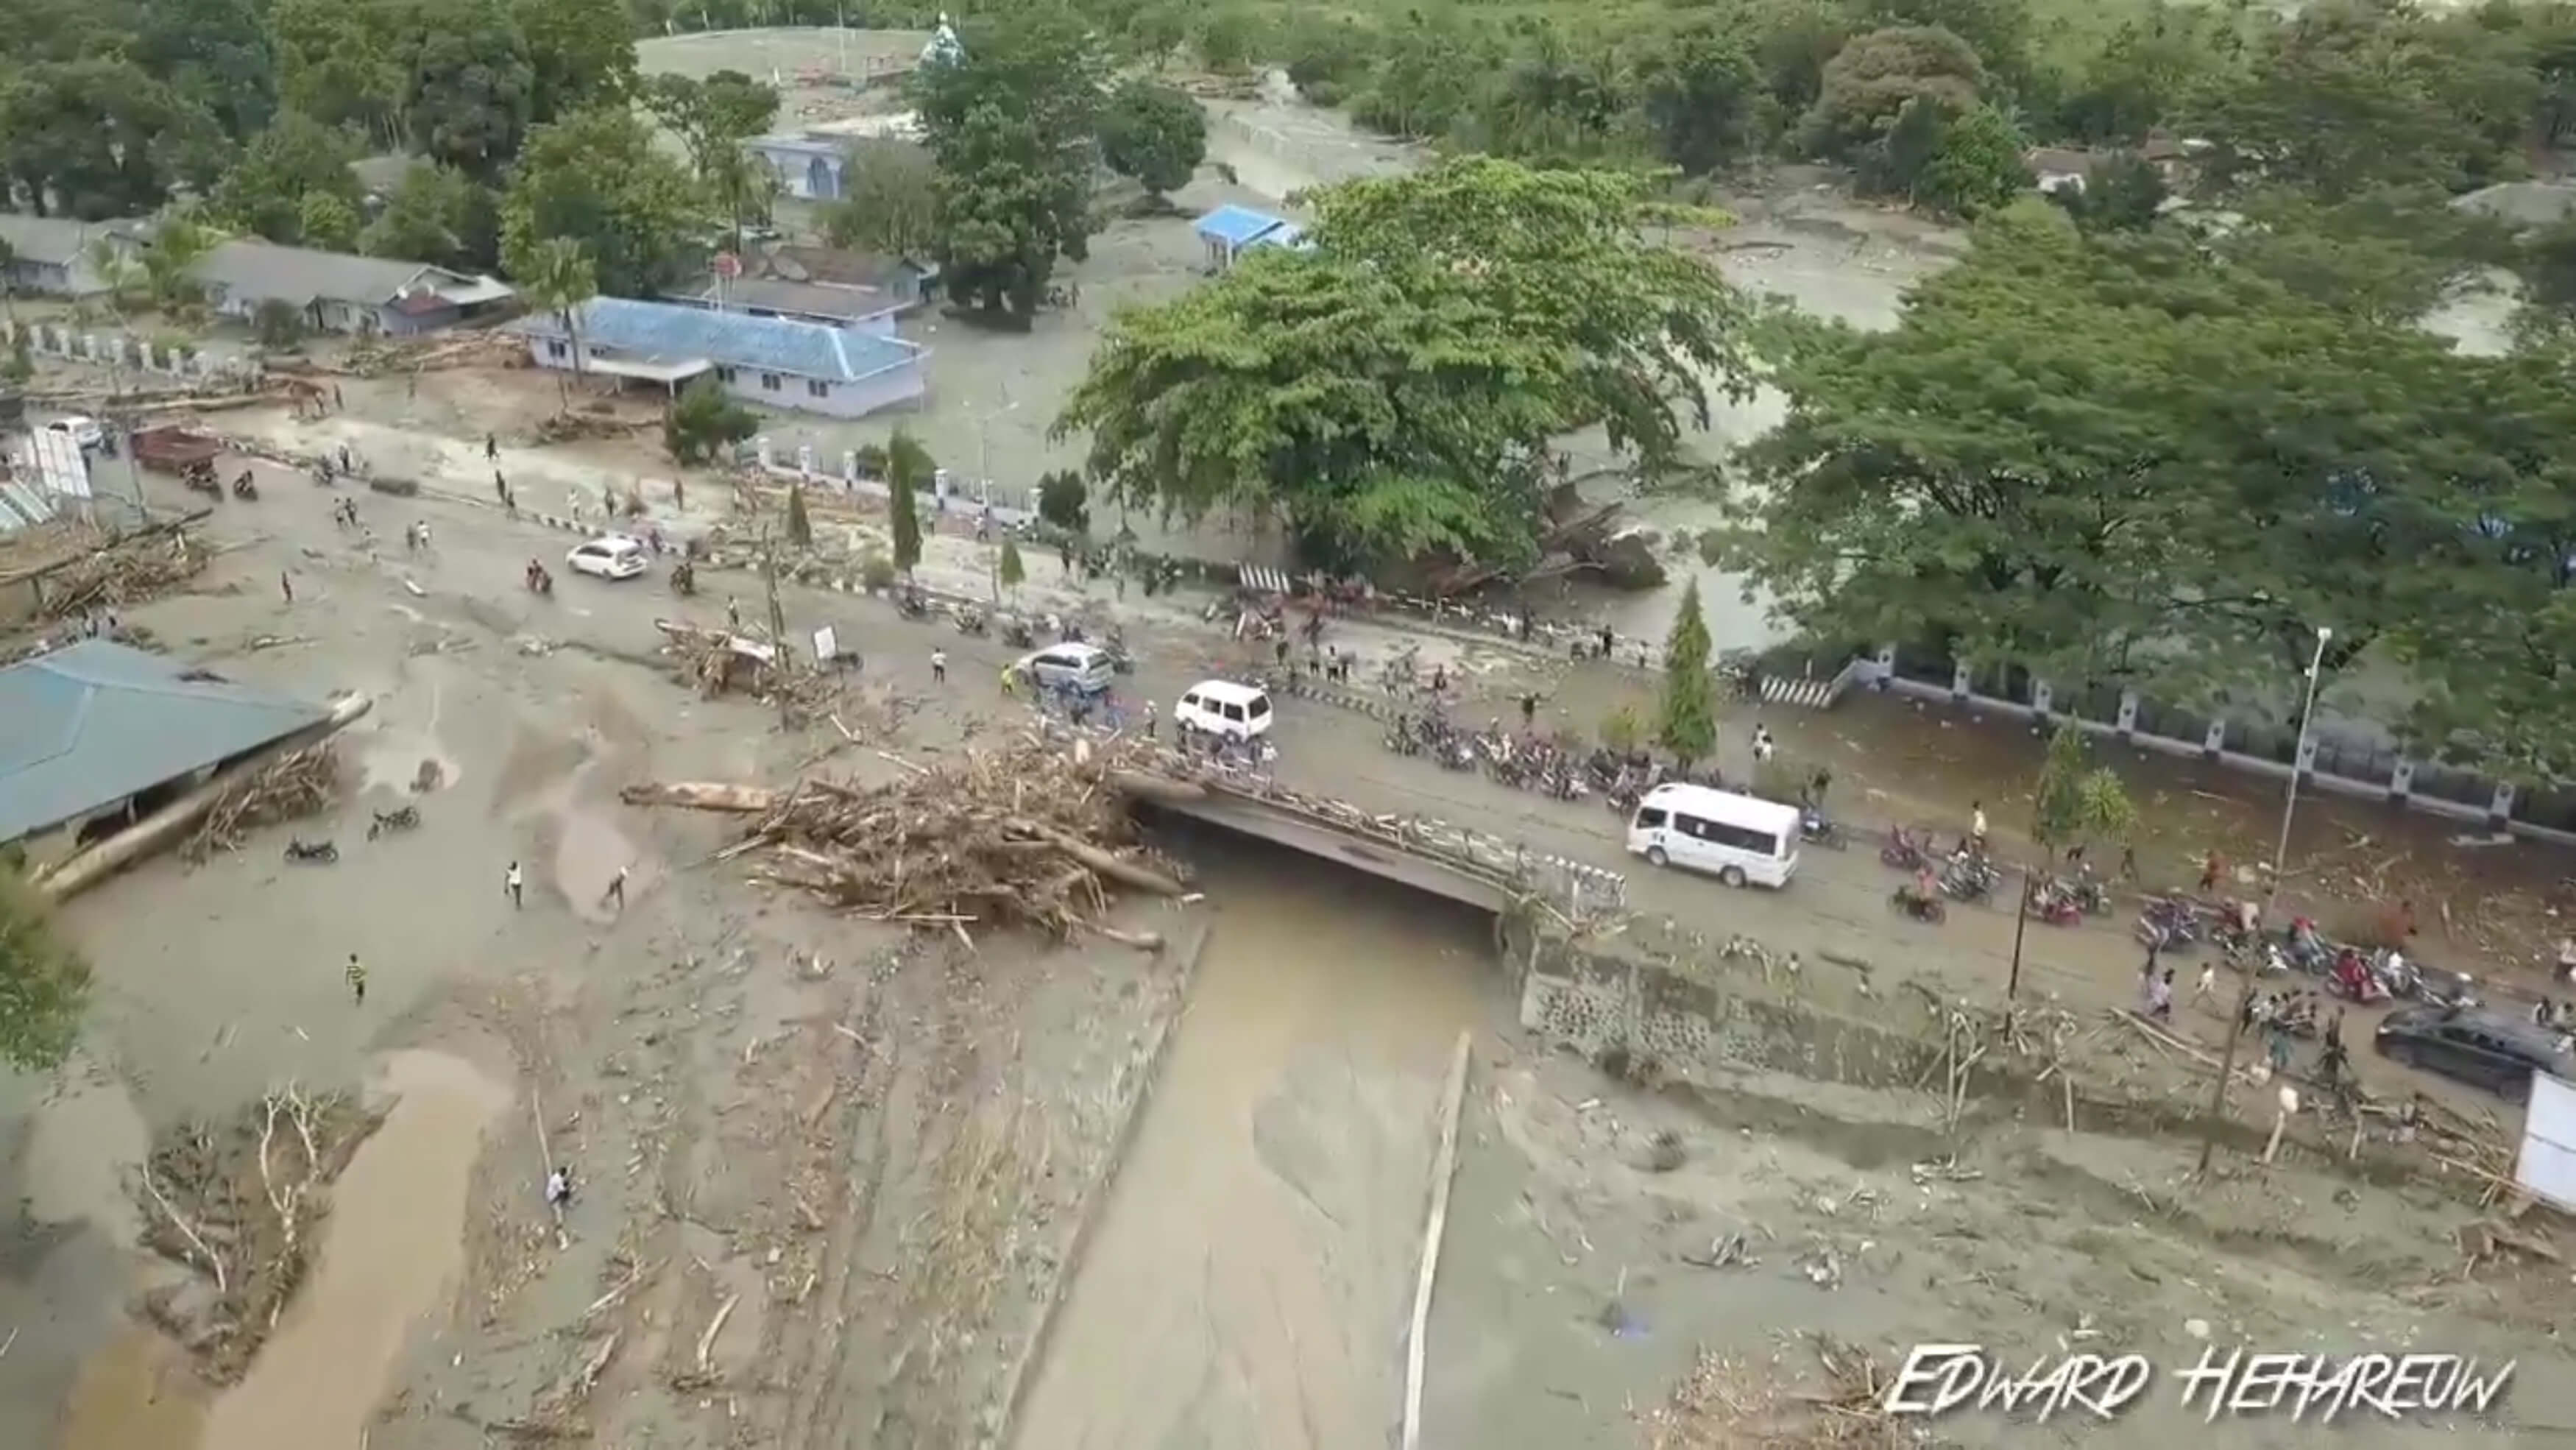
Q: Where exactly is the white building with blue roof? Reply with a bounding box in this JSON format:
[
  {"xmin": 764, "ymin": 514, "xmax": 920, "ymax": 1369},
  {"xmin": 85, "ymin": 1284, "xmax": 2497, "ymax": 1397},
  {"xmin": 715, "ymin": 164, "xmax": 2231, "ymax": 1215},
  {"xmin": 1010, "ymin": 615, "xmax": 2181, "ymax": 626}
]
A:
[
  {"xmin": 508, "ymin": 296, "xmax": 930, "ymax": 420},
  {"xmin": 1192, "ymin": 205, "xmax": 1309, "ymax": 272}
]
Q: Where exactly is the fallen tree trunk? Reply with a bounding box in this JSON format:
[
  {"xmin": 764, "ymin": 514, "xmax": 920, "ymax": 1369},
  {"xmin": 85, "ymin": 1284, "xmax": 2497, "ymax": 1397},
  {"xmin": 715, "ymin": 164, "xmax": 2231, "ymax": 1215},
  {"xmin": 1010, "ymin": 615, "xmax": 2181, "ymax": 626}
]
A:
[
  {"xmin": 618, "ymin": 781, "xmax": 781, "ymax": 812},
  {"xmin": 1014, "ymin": 820, "xmax": 1188, "ymax": 897},
  {"xmin": 1106, "ymin": 771, "xmax": 1210, "ymax": 806},
  {"xmin": 35, "ymin": 692, "xmax": 373, "ymax": 901}
]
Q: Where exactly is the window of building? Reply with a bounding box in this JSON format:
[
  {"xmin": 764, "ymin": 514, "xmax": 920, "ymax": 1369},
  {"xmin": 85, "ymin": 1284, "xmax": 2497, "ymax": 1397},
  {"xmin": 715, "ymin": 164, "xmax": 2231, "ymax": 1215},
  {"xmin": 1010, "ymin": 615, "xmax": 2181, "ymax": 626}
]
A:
[
  {"xmin": 545, "ymin": 339, "xmax": 567, "ymax": 360},
  {"xmin": 714, "ymin": 365, "xmax": 737, "ymax": 383},
  {"xmin": 806, "ymin": 379, "xmax": 829, "ymax": 399},
  {"xmin": 760, "ymin": 372, "xmax": 782, "ymax": 392}
]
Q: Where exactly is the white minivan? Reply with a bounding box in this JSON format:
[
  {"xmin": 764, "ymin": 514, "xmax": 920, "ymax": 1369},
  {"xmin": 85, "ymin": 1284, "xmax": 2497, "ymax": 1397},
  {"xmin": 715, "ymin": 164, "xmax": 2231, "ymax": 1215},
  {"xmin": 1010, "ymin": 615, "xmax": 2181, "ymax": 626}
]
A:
[
  {"xmin": 1625, "ymin": 782, "xmax": 1800, "ymax": 888},
  {"xmin": 1175, "ymin": 679, "xmax": 1273, "ymax": 740}
]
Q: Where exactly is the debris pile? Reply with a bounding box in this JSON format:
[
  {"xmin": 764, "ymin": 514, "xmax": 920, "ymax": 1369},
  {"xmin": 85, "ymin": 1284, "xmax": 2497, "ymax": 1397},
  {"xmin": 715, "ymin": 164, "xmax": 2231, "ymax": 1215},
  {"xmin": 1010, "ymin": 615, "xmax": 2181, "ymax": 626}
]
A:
[
  {"xmin": 35, "ymin": 528, "xmax": 208, "ymax": 620},
  {"xmin": 183, "ymin": 743, "xmax": 342, "ymax": 862},
  {"xmin": 1645, "ymin": 1336, "xmax": 1909, "ymax": 1450},
  {"xmin": 653, "ymin": 618, "xmax": 843, "ymax": 714},
  {"xmin": 337, "ymin": 330, "xmax": 523, "ymax": 378},
  {"xmin": 132, "ymin": 1083, "xmax": 383, "ymax": 1381},
  {"xmin": 620, "ymin": 738, "xmax": 1185, "ymax": 946}
]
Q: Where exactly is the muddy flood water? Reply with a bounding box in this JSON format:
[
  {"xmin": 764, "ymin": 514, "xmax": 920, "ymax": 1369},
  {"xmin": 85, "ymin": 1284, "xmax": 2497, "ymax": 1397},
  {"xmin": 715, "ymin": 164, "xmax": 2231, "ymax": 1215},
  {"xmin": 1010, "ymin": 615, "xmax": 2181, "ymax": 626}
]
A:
[
  {"xmin": 52, "ymin": 1050, "xmax": 509, "ymax": 1450},
  {"xmin": 1013, "ymin": 834, "xmax": 1493, "ymax": 1450}
]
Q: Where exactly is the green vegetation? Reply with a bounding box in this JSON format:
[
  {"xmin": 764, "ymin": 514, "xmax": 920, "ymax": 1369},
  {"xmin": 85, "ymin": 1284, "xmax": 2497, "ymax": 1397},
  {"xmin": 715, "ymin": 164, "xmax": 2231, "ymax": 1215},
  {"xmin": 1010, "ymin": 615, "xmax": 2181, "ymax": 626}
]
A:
[
  {"xmin": 1100, "ymin": 77, "xmax": 1208, "ymax": 201},
  {"xmin": 0, "ymin": 869, "xmax": 91, "ymax": 1072},
  {"xmin": 998, "ymin": 534, "xmax": 1027, "ymax": 598},
  {"xmin": 664, "ymin": 376, "xmax": 754, "ymax": 464},
  {"xmin": 1657, "ymin": 580, "xmax": 1718, "ymax": 764},
  {"xmin": 913, "ymin": 5, "xmax": 1105, "ymax": 325},
  {"xmin": 2030, "ymin": 721, "xmax": 2136, "ymax": 859},
  {"xmin": 888, "ymin": 428, "xmax": 933, "ymax": 577},
  {"xmin": 785, "ymin": 481, "xmax": 814, "ymax": 548},
  {"xmin": 1058, "ymin": 157, "xmax": 1752, "ymax": 571},
  {"xmin": 1036, "ymin": 470, "xmax": 1091, "ymax": 534}
]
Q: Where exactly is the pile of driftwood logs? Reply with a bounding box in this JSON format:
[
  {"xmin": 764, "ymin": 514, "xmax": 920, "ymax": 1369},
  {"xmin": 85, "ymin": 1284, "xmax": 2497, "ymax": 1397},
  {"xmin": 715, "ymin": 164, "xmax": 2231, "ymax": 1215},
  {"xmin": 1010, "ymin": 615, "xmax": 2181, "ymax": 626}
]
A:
[
  {"xmin": 620, "ymin": 738, "xmax": 1185, "ymax": 947},
  {"xmin": 37, "ymin": 529, "xmax": 208, "ymax": 619},
  {"xmin": 183, "ymin": 743, "xmax": 341, "ymax": 862}
]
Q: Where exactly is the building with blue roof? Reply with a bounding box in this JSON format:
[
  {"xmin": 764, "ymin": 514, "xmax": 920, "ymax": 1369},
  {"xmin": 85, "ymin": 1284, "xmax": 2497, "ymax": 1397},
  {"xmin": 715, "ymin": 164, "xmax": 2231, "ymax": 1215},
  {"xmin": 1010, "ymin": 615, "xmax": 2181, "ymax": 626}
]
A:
[
  {"xmin": 1193, "ymin": 205, "xmax": 1309, "ymax": 271},
  {"xmin": 0, "ymin": 641, "xmax": 335, "ymax": 848},
  {"xmin": 508, "ymin": 296, "xmax": 930, "ymax": 420}
]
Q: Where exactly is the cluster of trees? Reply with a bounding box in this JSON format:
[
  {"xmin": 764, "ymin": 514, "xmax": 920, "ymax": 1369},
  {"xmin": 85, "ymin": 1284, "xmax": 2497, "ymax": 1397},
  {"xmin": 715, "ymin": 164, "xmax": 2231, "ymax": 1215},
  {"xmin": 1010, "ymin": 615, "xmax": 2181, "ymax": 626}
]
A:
[
  {"xmin": 1075, "ymin": 0, "xmax": 2576, "ymax": 219},
  {"xmin": 1058, "ymin": 157, "xmax": 1752, "ymax": 570},
  {"xmin": 895, "ymin": 6, "xmax": 1206, "ymax": 325},
  {"xmin": 1714, "ymin": 197, "xmax": 2576, "ymax": 779},
  {"xmin": 0, "ymin": 0, "xmax": 778, "ymax": 312}
]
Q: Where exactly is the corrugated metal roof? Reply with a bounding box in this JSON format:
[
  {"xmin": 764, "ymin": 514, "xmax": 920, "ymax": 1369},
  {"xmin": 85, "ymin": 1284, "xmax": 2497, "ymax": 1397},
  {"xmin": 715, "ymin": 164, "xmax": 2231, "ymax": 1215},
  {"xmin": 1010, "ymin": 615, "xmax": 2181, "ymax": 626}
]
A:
[
  {"xmin": 676, "ymin": 277, "xmax": 905, "ymax": 323},
  {"xmin": 1195, "ymin": 205, "xmax": 1291, "ymax": 248},
  {"xmin": 0, "ymin": 213, "xmax": 149, "ymax": 267},
  {"xmin": 0, "ymin": 480, "xmax": 55, "ymax": 535},
  {"xmin": 0, "ymin": 642, "xmax": 331, "ymax": 844},
  {"xmin": 512, "ymin": 297, "xmax": 924, "ymax": 383},
  {"xmin": 191, "ymin": 240, "xmax": 512, "ymax": 311}
]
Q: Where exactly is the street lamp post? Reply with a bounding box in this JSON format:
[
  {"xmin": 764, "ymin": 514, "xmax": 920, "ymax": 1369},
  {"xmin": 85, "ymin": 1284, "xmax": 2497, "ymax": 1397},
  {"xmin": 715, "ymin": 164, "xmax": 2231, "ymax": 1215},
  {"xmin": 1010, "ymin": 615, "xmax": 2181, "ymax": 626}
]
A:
[{"xmin": 2196, "ymin": 624, "xmax": 2332, "ymax": 1174}]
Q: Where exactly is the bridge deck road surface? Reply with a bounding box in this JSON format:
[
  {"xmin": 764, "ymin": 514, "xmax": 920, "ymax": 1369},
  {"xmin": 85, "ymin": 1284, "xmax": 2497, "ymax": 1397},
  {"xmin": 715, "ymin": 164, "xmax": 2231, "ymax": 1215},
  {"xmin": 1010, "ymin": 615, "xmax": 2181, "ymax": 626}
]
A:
[{"xmin": 199, "ymin": 448, "xmax": 2458, "ymax": 1116}]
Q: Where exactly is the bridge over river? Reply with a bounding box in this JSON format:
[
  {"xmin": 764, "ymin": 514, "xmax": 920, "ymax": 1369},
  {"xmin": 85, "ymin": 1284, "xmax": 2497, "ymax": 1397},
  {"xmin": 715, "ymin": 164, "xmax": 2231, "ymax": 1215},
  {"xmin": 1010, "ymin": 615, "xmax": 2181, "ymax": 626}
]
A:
[{"xmin": 1103, "ymin": 747, "xmax": 1628, "ymax": 921}]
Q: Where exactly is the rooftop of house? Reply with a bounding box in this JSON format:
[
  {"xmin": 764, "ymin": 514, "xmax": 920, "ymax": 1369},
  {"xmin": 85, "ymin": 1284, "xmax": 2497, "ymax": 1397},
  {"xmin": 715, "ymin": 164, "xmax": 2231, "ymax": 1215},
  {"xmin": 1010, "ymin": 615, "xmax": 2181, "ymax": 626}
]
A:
[
  {"xmin": 1194, "ymin": 204, "xmax": 1298, "ymax": 249},
  {"xmin": 766, "ymin": 244, "xmax": 935, "ymax": 291},
  {"xmin": 0, "ymin": 641, "xmax": 333, "ymax": 844},
  {"xmin": 190, "ymin": 239, "xmax": 513, "ymax": 310},
  {"xmin": 0, "ymin": 212, "xmax": 149, "ymax": 267},
  {"xmin": 510, "ymin": 296, "xmax": 924, "ymax": 382},
  {"xmin": 746, "ymin": 132, "xmax": 849, "ymax": 160},
  {"xmin": 676, "ymin": 276, "xmax": 907, "ymax": 323},
  {"xmin": 2024, "ymin": 147, "xmax": 2101, "ymax": 177}
]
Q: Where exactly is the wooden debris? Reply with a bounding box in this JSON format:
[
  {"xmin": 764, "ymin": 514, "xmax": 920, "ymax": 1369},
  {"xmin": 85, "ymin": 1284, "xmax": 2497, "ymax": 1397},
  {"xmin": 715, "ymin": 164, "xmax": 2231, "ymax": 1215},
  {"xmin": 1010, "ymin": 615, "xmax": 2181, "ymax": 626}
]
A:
[
  {"xmin": 183, "ymin": 743, "xmax": 341, "ymax": 862},
  {"xmin": 28, "ymin": 527, "xmax": 208, "ymax": 619},
  {"xmin": 622, "ymin": 737, "xmax": 1187, "ymax": 943}
]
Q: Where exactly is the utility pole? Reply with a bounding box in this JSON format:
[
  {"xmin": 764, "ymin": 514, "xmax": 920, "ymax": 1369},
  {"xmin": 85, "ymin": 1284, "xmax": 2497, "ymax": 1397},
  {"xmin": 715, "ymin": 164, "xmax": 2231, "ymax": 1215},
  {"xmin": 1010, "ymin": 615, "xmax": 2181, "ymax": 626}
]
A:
[{"xmin": 2197, "ymin": 625, "xmax": 2332, "ymax": 1175}]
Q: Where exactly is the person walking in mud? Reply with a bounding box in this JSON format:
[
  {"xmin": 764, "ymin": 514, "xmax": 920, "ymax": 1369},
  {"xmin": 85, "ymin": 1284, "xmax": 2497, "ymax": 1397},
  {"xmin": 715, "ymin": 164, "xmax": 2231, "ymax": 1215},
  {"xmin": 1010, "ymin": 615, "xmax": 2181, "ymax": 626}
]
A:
[
  {"xmin": 931, "ymin": 647, "xmax": 947, "ymax": 685},
  {"xmin": 726, "ymin": 598, "xmax": 743, "ymax": 632},
  {"xmin": 1969, "ymin": 801, "xmax": 1988, "ymax": 853},
  {"xmin": 280, "ymin": 571, "xmax": 294, "ymax": 604},
  {"xmin": 486, "ymin": 432, "xmax": 499, "ymax": 462},
  {"xmin": 545, "ymin": 1165, "xmax": 574, "ymax": 1212},
  {"xmin": 602, "ymin": 865, "xmax": 629, "ymax": 912},
  {"xmin": 505, "ymin": 861, "xmax": 524, "ymax": 909},
  {"xmin": 344, "ymin": 952, "xmax": 367, "ymax": 1005}
]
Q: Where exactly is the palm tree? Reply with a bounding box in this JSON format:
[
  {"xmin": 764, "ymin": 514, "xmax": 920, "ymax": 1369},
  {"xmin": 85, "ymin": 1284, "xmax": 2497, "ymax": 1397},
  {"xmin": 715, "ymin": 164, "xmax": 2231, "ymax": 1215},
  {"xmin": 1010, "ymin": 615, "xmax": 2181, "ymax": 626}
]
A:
[{"xmin": 522, "ymin": 238, "xmax": 598, "ymax": 411}]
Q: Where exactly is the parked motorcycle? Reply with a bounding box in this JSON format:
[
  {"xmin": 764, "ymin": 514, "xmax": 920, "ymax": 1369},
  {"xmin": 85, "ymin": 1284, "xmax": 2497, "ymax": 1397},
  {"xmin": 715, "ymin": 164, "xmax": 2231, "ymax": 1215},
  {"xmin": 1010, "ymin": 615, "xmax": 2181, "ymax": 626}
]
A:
[
  {"xmin": 955, "ymin": 606, "xmax": 989, "ymax": 637},
  {"xmin": 284, "ymin": 838, "xmax": 339, "ymax": 864},
  {"xmin": 1890, "ymin": 886, "xmax": 1948, "ymax": 924},
  {"xmin": 1940, "ymin": 854, "xmax": 1999, "ymax": 904},
  {"xmin": 1880, "ymin": 826, "xmax": 1929, "ymax": 872},
  {"xmin": 1799, "ymin": 810, "xmax": 1849, "ymax": 852},
  {"xmin": 232, "ymin": 473, "xmax": 258, "ymax": 501},
  {"xmin": 2135, "ymin": 896, "xmax": 2202, "ymax": 952},
  {"xmin": 894, "ymin": 590, "xmax": 929, "ymax": 621},
  {"xmin": 183, "ymin": 464, "xmax": 222, "ymax": 498},
  {"xmin": 2030, "ymin": 878, "xmax": 2087, "ymax": 927},
  {"xmin": 367, "ymin": 805, "xmax": 421, "ymax": 840}
]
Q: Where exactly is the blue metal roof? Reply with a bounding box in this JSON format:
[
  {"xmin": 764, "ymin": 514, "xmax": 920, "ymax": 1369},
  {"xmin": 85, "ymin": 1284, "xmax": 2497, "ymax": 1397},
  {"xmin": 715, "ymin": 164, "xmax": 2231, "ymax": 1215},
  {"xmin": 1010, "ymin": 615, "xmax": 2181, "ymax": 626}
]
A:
[
  {"xmin": 514, "ymin": 297, "xmax": 924, "ymax": 383},
  {"xmin": 0, "ymin": 642, "xmax": 332, "ymax": 844},
  {"xmin": 1195, "ymin": 205, "xmax": 1292, "ymax": 248}
]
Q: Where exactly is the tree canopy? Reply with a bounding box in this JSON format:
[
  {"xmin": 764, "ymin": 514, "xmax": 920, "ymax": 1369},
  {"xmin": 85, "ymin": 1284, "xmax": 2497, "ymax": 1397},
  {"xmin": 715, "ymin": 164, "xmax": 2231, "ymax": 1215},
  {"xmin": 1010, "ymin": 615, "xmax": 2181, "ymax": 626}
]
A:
[
  {"xmin": 1715, "ymin": 199, "xmax": 2576, "ymax": 780},
  {"xmin": 1100, "ymin": 77, "xmax": 1206, "ymax": 199},
  {"xmin": 1058, "ymin": 158, "xmax": 1752, "ymax": 570},
  {"xmin": 500, "ymin": 105, "xmax": 700, "ymax": 298},
  {"xmin": 912, "ymin": 4, "xmax": 1104, "ymax": 323}
]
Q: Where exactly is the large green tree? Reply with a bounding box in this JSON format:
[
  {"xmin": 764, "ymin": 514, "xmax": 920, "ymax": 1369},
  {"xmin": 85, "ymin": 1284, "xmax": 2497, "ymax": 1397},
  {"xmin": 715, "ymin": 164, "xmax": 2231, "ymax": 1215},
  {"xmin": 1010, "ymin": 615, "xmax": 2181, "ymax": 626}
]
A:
[
  {"xmin": 1099, "ymin": 77, "xmax": 1205, "ymax": 201},
  {"xmin": 400, "ymin": 0, "xmax": 535, "ymax": 176},
  {"xmin": 500, "ymin": 105, "xmax": 701, "ymax": 297},
  {"xmin": 824, "ymin": 142, "xmax": 938, "ymax": 259},
  {"xmin": 1717, "ymin": 200, "xmax": 2516, "ymax": 744},
  {"xmin": 1658, "ymin": 580, "xmax": 1718, "ymax": 763},
  {"xmin": 1057, "ymin": 158, "xmax": 1753, "ymax": 570},
  {"xmin": 513, "ymin": 0, "xmax": 634, "ymax": 124},
  {"xmin": 210, "ymin": 111, "xmax": 364, "ymax": 245},
  {"xmin": 1802, "ymin": 24, "xmax": 1986, "ymax": 159},
  {"xmin": 1632, "ymin": 18, "xmax": 1763, "ymax": 175},
  {"xmin": 361, "ymin": 161, "xmax": 492, "ymax": 267},
  {"xmin": 913, "ymin": 4, "xmax": 1105, "ymax": 324},
  {"xmin": 643, "ymin": 69, "xmax": 779, "ymax": 251}
]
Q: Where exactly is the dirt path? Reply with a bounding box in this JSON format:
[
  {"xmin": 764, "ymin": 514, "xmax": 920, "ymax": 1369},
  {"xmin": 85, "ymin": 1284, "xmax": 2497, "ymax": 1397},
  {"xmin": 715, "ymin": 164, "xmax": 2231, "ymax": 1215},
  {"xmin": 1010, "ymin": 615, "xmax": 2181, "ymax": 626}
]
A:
[{"xmin": 1011, "ymin": 842, "xmax": 1488, "ymax": 1450}]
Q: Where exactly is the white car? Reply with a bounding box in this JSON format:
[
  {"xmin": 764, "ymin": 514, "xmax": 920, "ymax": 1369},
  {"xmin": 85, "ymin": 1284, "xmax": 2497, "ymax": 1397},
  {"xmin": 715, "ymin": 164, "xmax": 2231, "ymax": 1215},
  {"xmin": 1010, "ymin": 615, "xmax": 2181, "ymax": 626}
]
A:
[
  {"xmin": 566, "ymin": 536, "xmax": 649, "ymax": 581},
  {"xmin": 45, "ymin": 415, "xmax": 104, "ymax": 450},
  {"xmin": 1175, "ymin": 679, "xmax": 1274, "ymax": 741}
]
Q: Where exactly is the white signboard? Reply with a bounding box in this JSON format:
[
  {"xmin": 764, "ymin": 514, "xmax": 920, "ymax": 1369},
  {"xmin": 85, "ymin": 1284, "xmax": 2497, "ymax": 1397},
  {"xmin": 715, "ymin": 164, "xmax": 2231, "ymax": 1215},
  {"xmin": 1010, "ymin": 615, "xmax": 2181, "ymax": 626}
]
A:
[
  {"xmin": 812, "ymin": 626, "xmax": 837, "ymax": 662},
  {"xmin": 2513, "ymin": 1070, "xmax": 2576, "ymax": 1212}
]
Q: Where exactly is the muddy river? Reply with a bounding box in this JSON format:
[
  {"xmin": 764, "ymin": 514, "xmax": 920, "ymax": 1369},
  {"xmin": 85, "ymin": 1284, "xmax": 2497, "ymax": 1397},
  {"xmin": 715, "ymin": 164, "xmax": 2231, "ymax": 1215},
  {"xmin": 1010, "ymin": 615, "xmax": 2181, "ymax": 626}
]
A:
[{"xmin": 1012, "ymin": 835, "xmax": 1493, "ymax": 1450}]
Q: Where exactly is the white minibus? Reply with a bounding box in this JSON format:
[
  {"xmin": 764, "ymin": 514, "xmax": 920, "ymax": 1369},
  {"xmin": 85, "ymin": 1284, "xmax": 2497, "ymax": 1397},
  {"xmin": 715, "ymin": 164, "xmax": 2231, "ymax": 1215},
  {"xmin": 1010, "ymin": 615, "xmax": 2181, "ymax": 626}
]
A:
[{"xmin": 1624, "ymin": 782, "xmax": 1800, "ymax": 888}]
